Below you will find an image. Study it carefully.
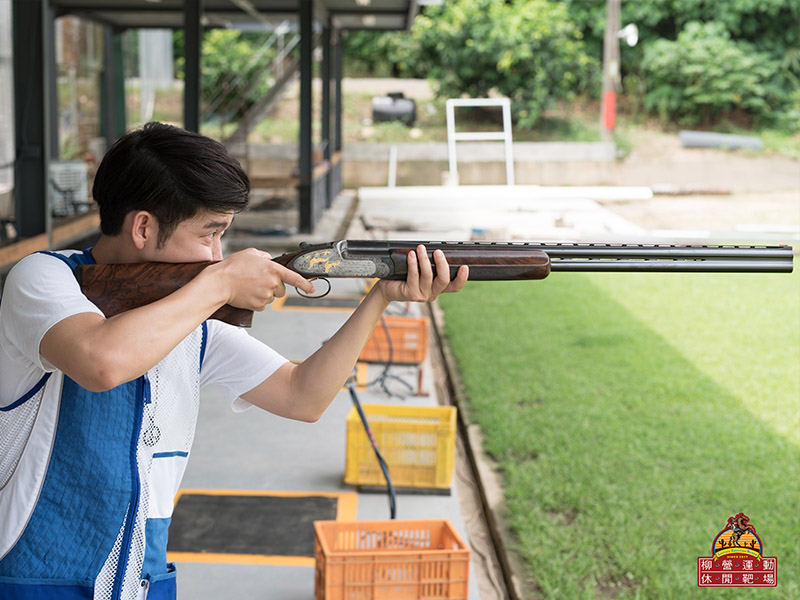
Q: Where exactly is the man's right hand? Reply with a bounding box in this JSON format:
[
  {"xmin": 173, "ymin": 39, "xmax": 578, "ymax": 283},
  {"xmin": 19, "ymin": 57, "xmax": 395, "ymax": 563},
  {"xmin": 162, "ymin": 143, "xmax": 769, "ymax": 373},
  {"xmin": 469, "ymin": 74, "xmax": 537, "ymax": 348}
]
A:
[
  {"xmin": 205, "ymin": 248, "xmax": 316, "ymax": 311},
  {"xmin": 41, "ymin": 249, "xmax": 312, "ymax": 392}
]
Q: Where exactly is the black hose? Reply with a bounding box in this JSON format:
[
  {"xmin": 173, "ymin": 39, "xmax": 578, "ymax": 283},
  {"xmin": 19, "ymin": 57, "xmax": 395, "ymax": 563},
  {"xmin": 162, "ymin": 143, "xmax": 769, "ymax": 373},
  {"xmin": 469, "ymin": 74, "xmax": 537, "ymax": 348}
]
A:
[
  {"xmin": 366, "ymin": 314, "xmax": 413, "ymax": 398},
  {"xmin": 347, "ymin": 383, "xmax": 397, "ymax": 520}
]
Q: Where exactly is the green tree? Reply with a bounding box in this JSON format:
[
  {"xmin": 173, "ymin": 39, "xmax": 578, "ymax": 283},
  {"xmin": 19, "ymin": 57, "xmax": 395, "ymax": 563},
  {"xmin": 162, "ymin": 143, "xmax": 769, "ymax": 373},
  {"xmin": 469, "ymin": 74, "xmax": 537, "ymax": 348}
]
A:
[
  {"xmin": 563, "ymin": 0, "xmax": 800, "ymax": 127},
  {"xmin": 174, "ymin": 29, "xmax": 279, "ymax": 120},
  {"xmin": 413, "ymin": 0, "xmax": 597, "ymax": 128},
  {"xmin": 343, "ymin": 31, "xmax": 426, "ymax": 78},
  {"xmin": 641, "ymin": 21, "xmax": 782, "ymax": 127}
]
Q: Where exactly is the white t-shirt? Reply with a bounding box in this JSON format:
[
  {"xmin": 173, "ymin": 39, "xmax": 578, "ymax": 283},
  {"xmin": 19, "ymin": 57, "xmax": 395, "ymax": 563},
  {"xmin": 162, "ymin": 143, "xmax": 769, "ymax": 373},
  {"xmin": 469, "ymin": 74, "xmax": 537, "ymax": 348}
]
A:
[{"xmin": 0, "ymin": 251, "xmax": 287, "ymax": 411}]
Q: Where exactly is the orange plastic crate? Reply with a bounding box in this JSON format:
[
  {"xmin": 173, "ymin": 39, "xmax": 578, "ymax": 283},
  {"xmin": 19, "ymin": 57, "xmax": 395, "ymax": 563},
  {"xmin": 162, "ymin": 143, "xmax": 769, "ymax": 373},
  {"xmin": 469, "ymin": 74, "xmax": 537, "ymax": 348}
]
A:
[
  {"xmin": 314, "ymin": 519, "xmax": 470, "ymax": 600},
  {"xmin": 359, "ymin": 316, "xmax": 429, "ymax": 365}
]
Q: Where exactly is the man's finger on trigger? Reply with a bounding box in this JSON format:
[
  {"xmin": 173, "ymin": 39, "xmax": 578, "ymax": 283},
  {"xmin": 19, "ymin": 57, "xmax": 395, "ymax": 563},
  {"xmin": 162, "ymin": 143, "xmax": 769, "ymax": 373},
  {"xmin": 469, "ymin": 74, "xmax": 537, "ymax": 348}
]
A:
[
  {"xmin": 291, "ymin": 272, "xmax": 316, "ymax": 295},
  {"xmin": 275, "ymin": 263, "xmax": 315, "ymax": 294}
]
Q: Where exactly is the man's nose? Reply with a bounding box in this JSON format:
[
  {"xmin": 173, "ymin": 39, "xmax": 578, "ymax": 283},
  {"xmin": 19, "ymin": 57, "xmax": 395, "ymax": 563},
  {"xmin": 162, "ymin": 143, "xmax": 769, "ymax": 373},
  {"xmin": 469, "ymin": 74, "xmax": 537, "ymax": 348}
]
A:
[{"xmin": 212, "ymin": 238, "xmax": 223, "ymax": 261}]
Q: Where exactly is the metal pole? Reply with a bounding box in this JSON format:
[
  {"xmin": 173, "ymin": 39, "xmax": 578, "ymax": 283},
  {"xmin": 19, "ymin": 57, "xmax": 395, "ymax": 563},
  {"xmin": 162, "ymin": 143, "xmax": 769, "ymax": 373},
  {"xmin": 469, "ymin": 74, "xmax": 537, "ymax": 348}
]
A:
[
  {"xmin": 46, "ymin": 6, "xmax": 58, "ymax": 161},
  {"xmin": 42, "ymin": 0, "xmax": 53, "ymax": 248},
  {"xmin": 321, "ymin": 20, "xmax": 330, "ymax": 162},
  {"xmin": 183, "ymin": 0, "xmax": 203, "ymax": 132},
  {"xmin": 387, "ymin": 145, "xmax": 397, "ymax": 187},
  {"xmin": 501, "ymin": 98, "xmax": 514, "ymax": 186},
  {"xmin": 12, "ymin": 0, "xmax": 48, "ymax": 239},
  {"xmin": 111, "ymin": 30, "xmax": 126, "ymax": 138},
  {"xmin": 321, "ymin": 19, "xmax": 331, "ymax": 207},
  {"xmin": 333, "ymin": 27, "xmax": 343, "ymax": 154},
  {"xmin": 101, "ymin": 26, "xmax": 115, "ymax": 149},
  {"xmin": 601, "ymin": 0, "xmax": 620, "ymax": 141},
  {"xmin": 445, "ymin": 100, "xmax": 457, "ymax": 180},
  {"xmin": 298, "ymin": 0, "xmax": 313, "ymax": 233}
]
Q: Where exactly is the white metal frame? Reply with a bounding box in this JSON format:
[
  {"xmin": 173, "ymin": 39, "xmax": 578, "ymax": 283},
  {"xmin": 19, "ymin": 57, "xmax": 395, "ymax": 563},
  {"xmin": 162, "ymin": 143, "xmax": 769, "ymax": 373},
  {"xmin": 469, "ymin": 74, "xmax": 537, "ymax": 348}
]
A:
[{"xmin": 445, "ymin": 98, "xmax": 515, "ymax": 185}]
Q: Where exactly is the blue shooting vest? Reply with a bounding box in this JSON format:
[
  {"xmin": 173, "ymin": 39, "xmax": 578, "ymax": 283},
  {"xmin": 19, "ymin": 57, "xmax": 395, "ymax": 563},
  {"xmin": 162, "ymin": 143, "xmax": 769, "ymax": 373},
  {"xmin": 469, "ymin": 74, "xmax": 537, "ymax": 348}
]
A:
[{"xmin": 0, "ymin": 250, "xmax": 208, "ymax": 600}]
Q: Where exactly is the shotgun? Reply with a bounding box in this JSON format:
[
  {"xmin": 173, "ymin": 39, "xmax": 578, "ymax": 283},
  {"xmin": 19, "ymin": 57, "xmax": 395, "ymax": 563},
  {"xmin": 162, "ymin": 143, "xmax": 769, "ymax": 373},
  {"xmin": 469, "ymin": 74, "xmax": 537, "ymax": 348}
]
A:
[{"xmin": 74, "ymin": 240, "xmax": 795, "ymax": 327}]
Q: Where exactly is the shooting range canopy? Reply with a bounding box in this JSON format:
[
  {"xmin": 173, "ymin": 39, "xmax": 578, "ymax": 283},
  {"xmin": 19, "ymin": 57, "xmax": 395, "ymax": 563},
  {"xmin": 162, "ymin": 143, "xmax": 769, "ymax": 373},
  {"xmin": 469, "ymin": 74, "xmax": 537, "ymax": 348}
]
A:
[{"xmin": 48, "ymin": 0, "xmax": 417, "ymax": 31}]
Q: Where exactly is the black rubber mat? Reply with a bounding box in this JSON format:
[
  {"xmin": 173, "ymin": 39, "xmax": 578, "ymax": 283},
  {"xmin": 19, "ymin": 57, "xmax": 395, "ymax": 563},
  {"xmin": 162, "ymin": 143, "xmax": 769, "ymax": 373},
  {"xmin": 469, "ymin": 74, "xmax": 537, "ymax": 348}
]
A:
[
  {"xmin": 167, "ymin": 493, "xmax": 338, "ymax": 557},
  {"xmin": 281, "ymin": 296, "xmax": 361, "ymax": 309}
]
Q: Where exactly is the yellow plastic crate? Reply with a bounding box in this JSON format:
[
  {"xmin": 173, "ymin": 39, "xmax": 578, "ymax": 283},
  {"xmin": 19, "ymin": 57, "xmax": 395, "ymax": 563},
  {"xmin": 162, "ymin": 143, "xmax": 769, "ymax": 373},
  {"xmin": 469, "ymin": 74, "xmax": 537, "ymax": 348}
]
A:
[
  {"xmin": 314, "ymin": 518, "xmax": 470, "ymax": 600},
  {"xmin": 344, "ymin": 404, "xmax": 457, "ymax": 490}
]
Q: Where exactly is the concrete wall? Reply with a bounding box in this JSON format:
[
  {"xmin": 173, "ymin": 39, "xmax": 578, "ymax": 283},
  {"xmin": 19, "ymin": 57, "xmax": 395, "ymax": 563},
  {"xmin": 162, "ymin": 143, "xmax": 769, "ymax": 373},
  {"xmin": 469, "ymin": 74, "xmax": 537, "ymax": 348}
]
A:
[{"xmin": 237, "ymin": 141, "xmax": 800, "ymax": 193}]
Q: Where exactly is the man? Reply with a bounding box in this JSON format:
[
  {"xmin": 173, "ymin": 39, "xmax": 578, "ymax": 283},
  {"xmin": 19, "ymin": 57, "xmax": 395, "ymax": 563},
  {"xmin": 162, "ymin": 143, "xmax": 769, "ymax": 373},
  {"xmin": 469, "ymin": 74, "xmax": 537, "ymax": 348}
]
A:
[{"xmin": 0, "ymin": 122, "xmax": 467, "ymax": 599}]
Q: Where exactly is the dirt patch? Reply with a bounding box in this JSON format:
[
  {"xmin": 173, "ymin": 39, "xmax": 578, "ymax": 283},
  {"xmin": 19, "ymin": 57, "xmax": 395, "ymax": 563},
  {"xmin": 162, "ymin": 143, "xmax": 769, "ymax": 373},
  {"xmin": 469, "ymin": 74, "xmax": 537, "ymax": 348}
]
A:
[
  {"xmin": 596, "ymin": 128, "xmax": 799, "ymax": 232},
  {"xmin": 599, "ymin": 190, "xmax": 800, "ymax": 232}
]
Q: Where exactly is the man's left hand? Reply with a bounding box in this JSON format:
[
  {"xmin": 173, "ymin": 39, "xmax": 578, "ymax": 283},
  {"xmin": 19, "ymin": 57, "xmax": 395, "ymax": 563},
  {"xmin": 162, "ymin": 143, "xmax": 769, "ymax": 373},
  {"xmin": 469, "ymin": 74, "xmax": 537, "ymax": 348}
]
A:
[{"xmin": 375, "ymin": 244, "xmax": 468, "ymax": 304}]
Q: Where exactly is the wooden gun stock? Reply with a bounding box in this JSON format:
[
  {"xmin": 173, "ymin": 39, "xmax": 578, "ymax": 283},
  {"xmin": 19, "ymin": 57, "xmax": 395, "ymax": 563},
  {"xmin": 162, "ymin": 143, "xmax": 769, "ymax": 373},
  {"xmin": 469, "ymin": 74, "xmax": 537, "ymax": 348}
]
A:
[{"xmin": 74, "ymin": 261, "xmax": 253, "ymax": 327}]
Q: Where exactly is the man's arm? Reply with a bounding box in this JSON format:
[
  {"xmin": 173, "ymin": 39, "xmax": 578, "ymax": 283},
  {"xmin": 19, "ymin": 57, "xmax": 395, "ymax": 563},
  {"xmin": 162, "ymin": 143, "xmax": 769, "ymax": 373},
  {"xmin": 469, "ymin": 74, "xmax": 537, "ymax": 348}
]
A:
[
  {"xmin": 40, "ymin": 249, "xmax": 314, "ymax": 392},
  {"xmin": 240, "ymin": 246, "xmax": 468, "ymax": 421}
]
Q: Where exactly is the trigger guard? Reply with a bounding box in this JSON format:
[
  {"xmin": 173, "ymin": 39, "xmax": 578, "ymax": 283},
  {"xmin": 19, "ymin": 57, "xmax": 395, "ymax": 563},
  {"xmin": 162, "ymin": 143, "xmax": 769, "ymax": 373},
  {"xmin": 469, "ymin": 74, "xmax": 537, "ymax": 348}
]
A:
[{"xmin": 296, "ymin": 278, "xmax": 331, "ymax": 299}]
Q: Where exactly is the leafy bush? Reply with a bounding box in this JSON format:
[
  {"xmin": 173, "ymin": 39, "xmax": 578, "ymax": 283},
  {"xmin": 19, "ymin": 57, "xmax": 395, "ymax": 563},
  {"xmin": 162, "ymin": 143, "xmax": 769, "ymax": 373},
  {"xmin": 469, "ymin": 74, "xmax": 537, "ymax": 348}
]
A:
[
  {"xmin": 641, "ymin": 21, "xmax": 782, "ymax": 126},
  {"xmin": 773, "ymin": 88, "xmax": 800, "ymax": 133},
  {"xmin": 412, "ymin": 0, "xmax": 597, "ymax": 128},
  {"xmin": 343, "ymin": 31, "xmax": 427, "ymax": 78}
]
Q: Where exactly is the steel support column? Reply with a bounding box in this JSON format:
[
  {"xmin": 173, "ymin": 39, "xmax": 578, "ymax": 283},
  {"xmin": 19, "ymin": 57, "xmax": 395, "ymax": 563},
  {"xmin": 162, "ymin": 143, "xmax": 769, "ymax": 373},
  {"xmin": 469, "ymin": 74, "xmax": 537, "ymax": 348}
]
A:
[
  {"xmin": 321, "ymin": 19, "xmax": 331, "ymax": 207},
  {"xmin": 298, "ymin": 0, "xmax": 314, "ymax": 233},
  {"xmin": 111, "ymin": 32, "xmax": 126, "ymax": 136},
  {"xmin": 334, "ymin": 27, "xmax": 342, "ymax": 154},
  {"xmin": 184, "ymin": 0, "xmax": 203, "ymax": 132},
  {"xmin": 12, "ymin": 0, "xmax": 49, "ymax": 238},
  {"xmin": 46, "ymin": 9, "xmax": 58, "ymax": 160},
  {"xmin": 321, "ymin": 21, "xmax": 330, "ymax": 161},
  {"xmin": 101, "ymin": 27, "xmax": 126, "ymax": 147}
]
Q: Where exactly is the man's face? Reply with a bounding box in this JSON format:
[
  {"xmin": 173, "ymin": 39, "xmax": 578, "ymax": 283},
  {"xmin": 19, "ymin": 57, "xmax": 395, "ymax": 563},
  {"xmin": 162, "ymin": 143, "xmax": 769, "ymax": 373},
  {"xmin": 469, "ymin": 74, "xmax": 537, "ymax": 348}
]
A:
[{"xmin": 150, "ymin": 210, "xmax": 234, "ymax": 263}]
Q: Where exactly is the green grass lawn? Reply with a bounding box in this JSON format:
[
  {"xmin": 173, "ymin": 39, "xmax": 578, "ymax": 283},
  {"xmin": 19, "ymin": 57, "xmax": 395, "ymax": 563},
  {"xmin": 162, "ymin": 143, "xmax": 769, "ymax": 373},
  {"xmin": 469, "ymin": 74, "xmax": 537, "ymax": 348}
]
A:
[{"xmin": 439, "ymin": 267, "xmax": 799, "ymax": 599}]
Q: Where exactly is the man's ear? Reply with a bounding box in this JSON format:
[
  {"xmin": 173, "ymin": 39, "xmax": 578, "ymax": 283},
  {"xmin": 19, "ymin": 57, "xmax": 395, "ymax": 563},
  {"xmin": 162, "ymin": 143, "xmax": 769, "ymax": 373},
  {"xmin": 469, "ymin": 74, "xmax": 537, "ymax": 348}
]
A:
[{"xmin": 129, "ymin": 210, "xmax": 158, "ymax": 250}]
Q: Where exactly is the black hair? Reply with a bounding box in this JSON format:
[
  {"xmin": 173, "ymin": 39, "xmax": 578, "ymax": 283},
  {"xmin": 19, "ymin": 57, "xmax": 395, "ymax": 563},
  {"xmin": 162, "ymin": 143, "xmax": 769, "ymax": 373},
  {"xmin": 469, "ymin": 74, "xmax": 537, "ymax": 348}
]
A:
[{"xmin": 92, "ymin": 122, "xmax": 250, "ymax": 247}]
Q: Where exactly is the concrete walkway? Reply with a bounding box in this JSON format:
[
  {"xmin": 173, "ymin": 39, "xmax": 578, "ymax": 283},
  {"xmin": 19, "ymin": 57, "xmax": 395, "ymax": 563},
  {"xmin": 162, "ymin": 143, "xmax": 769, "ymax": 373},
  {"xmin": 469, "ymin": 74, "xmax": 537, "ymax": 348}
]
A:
[{"xmin": 177, "ymin": 278, "xmax": 481, "ymax": 599}]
